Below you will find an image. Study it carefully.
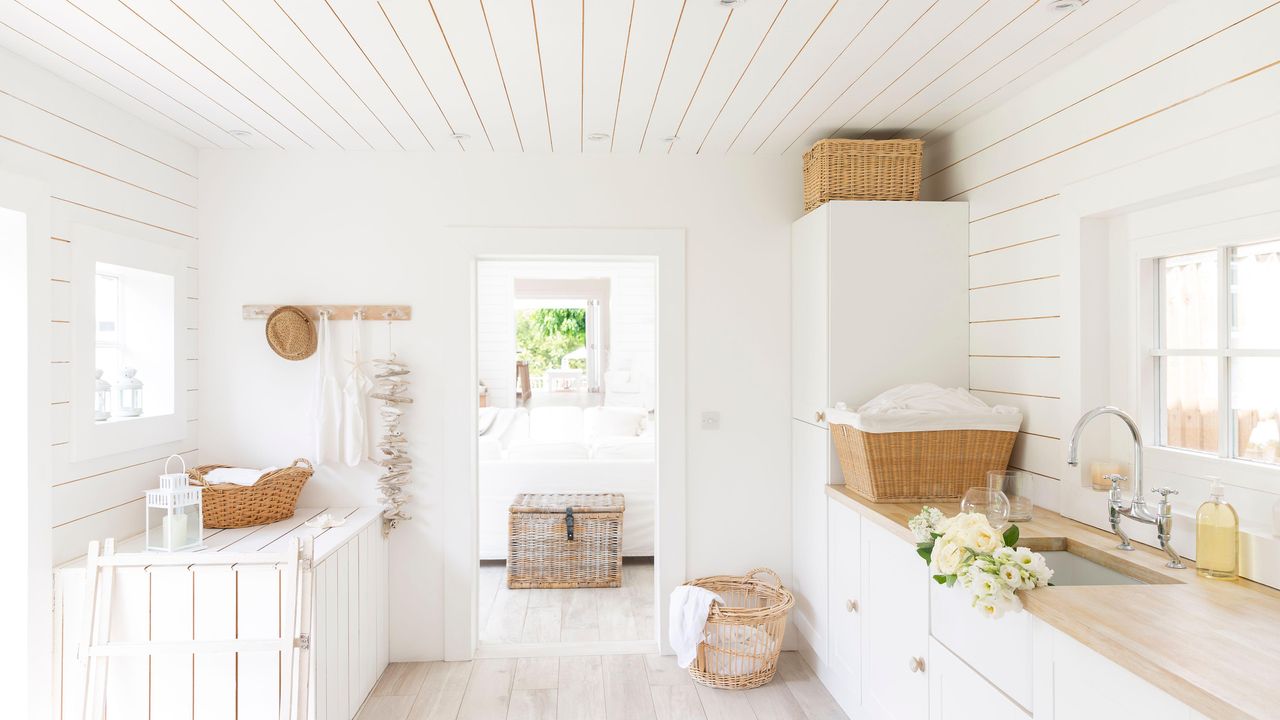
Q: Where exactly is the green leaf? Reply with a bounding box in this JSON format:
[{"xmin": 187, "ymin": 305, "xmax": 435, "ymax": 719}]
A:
[
  {"xmin": 916, "ymin": 545, "xmax": 933, "ymax": 564},
  {"xmin": 1002, "ymin": 524, "xmax": 1020, "ymax": 547},
  {"xmin": 933, "ymin": 574, "xmax": 948, "ymax": 585},
  {"xmin": 945, "ymin": 574, "xmax": 958, "ymax": 588}
]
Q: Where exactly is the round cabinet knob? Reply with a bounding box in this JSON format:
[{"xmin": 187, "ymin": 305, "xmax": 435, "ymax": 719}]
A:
[
  {"xmin": 815, "ymin": 410, "xmax": 826, "ymax": 423},
  {"xmin": 845, "ymin": 599, "xmax": 858, "ymax": 613},
  {"xmin": 908, "ymin": 657, "xmax": 925, "ymax": 673}
]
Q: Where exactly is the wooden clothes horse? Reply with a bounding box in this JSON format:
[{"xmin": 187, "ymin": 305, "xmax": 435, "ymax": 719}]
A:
[{"xmin": 77, "ymin": 537, "xmax": 315, "ymax": 720}]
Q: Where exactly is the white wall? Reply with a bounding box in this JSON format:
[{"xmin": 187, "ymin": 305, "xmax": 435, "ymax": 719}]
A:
[
  {"xmin": 477, "ymin": 259, "xmax": 656, "ymax": 407},
  {"xmin": 922, "ymin": 0, "xmax": 1280, "ymax": 516},
  {"xmin": 198, "ymin": 152, "xmax": 799, "ymax": 660},
  {"xmin": 0, "ymin": 47, "xmax": 200, "ymax": 566}
]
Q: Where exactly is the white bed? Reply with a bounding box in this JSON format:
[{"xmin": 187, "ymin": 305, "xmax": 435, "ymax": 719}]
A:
[{"xmin": 478, "ymin": 406, "xmax": 656, "ymax": 559}]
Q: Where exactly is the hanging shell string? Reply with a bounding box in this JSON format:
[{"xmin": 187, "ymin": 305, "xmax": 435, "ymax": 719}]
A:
[{"xmin": 372, "ymin": 311, "xmax": 412, "ymax": 535}]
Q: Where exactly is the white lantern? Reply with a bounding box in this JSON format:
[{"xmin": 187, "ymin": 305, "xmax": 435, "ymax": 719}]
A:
[
  {"xmin": 116, "ymin": 367, "xmax": 143, "ymax": 417},
  {"xmin": 94, "ymin": 369, "xmax": 111, "ymax": 421},
  {"xmin": 145, "ymin": 455, "xmax": 203, "ymax": 552}
]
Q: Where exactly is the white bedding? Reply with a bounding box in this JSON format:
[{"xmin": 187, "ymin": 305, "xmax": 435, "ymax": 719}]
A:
[{"xmin": 827, "ymin": 383, "xmax": 1022, "ymax": 434}]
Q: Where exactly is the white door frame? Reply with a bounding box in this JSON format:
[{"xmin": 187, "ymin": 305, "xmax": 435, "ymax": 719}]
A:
[
  {"xmin": 0, "ymin": 169, "xmax": 52, "ymax": 720},
  {"xmin": 440, "ymin": 227, "xmax": 686, "ymax": 661}
]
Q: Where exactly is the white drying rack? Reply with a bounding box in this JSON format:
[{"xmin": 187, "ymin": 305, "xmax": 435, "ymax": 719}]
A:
[{"xmin": 76, "ymin": 537, "xmax": 316, "ymax": 720}]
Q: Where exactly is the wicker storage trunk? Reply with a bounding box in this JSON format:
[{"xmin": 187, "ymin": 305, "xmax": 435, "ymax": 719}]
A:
[
  {"xmin": 507, "ymin": 492, "xmax": 624, "ymax": 589},
  {"xmin": 831, "ymin": 424, "xmax": 1016, "ymax": 502},
  {"xmin": 802, "ymin": 139, "xmax": 923, "ymax": 211}
]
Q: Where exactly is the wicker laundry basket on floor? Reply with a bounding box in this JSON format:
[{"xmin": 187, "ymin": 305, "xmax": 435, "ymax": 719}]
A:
[
  {"xmin": 188, "ymin": 458, "xmax": 313, "ymax": 528},
  {"xmin": 686, "ymin": 568, "xmax": 794, "ymax": 690},
  {"xmin": 507, "ymin": 492, "xmax": 624, "ymax": 589}
]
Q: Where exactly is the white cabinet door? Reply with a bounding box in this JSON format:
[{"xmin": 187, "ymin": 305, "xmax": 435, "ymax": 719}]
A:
[
  {"xmin": 791, "ymin": 207, "xmax": 828, "ymax": 422},
  {"xmin": 862, "ymin": 520, "xmax": 929, "ymax": 720},
  {"xmin": 791, "ymin": 419, "xmax": 829, "ymax": 664},
  {"xmin": 1049, "ymin": 625, "xmax": 1201, "ymax": 719},
  {"xmin": 827, "ymin": 499, "xmax": 862, "ymax": 714},
  {"xmin": 928, "ymin": 639, "xmax": 1029, "ymax": 720}
]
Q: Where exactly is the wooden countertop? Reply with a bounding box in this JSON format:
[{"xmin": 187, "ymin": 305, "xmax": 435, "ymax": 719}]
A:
[{"xmin": 826, "ymin": 484, "xmax": 1280, "ymax": 720}]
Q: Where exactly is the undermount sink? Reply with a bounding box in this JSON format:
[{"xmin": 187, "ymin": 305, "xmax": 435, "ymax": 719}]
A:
[
  {"xmin": 1019, "ymin": 537, "xmax": 1181, "ymax": 587},
  {"xmin": 1039, "ymin": 551, "xmax": 1147, "ymax": 586}
]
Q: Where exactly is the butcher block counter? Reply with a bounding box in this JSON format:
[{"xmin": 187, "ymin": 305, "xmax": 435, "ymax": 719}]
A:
[{"xmin": 827, "ymin": 484, "xmax": 1280, "ymax": 720}]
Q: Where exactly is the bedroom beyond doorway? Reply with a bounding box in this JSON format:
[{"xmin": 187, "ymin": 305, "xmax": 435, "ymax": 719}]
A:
[{"xmin": 476, "ymin": 258, "xmax": 658, "ymax": 656}]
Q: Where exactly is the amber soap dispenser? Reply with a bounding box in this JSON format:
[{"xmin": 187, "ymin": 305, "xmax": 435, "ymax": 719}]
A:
[{"xmin": 1195, "ymin": 478, "xmax": 1239, "ymax": 580}]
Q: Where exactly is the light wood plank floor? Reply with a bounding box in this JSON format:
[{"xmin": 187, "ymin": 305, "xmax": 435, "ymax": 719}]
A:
[
  {"xmin": 479, "ymin": 559, "xmax": 655, "ymax": 646},
  {"xmin": 356, "ymin": 651, "xmax": 848, "ymax": 720}
]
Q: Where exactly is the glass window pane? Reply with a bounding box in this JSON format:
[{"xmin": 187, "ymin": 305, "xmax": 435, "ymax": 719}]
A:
[
  {"xmin": 1161, "ymin": 250, "xmax": 1217, "ymax": 349},
  {"xmin": 1163, "ymin": 356, "xmax": 1218, "ymax": 454},
  {"xmin": 1229, "ymin": 239, "xmax": 1280, "ymax": 348},
  {"xmin": 1232, "ymin": 357, "xmax": 1280, "ymax": 465}
]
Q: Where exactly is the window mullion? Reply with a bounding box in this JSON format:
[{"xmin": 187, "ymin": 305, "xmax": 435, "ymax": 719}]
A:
[{"xmin": 1218, "ymin": 246, "xmax": 1231, "ymax": 459}]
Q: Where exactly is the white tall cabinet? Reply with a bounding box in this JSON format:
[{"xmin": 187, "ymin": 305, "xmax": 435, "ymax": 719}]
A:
[{"xmin": 789, "ymin": 200, "xmax": 968, "ymax": 669}]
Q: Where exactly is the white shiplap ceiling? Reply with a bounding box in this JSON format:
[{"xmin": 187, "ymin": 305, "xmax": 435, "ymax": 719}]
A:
[{"xmin": 0, "ymin": 0, "xmax": 1157, "ymax": 153}]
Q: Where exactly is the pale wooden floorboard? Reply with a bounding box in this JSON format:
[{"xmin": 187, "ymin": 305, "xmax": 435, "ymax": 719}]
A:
[
  {"xmin": 457, "ymin": 658, "xmax": 517, "ymax": 720},
  {"xmin": 358, "ymin": 652, "xmax": 845, "ymax": 720},
  {"xmin": 479, "ymin": 559, "xmax": 653, "ymax": 646}
]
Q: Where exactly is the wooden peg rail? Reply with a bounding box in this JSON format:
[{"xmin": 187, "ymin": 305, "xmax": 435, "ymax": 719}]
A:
[{"xmin": 242, "ymin": 305, "xmax": 412, "ymax": 321}]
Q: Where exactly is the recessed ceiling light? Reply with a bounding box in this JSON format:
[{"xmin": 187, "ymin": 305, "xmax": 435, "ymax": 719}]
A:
[
  {"xmin": 719, "ymin": 0, "xmax": 746, "ymax": 7},
  {"xmin": 1045, "ymin": 0, "xmax": 1083, "ymax": 11},
  {"xmin": 587, "ymin": 132, "xmax": 610, "ymax": 142},
  {"xmin": 662, "ymin": 136, "xmax": 679, "ymax": 143},
  {"xmin": 226, "ymin": 129, "xmax": 252, "ymax": 137},
  {"xmin": 449, "ymin": 132, "xmax": 470, "ymax": 141}
]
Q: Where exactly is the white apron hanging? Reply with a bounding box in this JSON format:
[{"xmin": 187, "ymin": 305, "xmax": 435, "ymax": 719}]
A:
[
  {"xmin": 341, "ymin": 313, "xmax": 373, "ymax": 466},
  {"xmin": 315, "ymin": 312, "xmax": 342, "ymax": 465}
]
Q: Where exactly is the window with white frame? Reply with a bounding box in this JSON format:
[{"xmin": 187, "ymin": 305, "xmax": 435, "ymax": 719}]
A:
[
  {"xmin": 95, "ymin": 272, "xmax": 123, "ymax": 383},
  {"xmin": 1154, "ymin": 239, "xmax": 1280, "ymax": 465}
]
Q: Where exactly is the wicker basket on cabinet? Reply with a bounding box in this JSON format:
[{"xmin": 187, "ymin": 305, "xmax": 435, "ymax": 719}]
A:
[
  {"xmin": 802, "ymin": 139, "xmax": 923, "ymax": 211},
  {"xmin": 685, "ymin": 568, "xmax": 794, "ymax": 690},
  {"xmin": 830, "ymin": 423, "xmax": 1016, "ymax": 502},
  {"xmin": 507, "ymin": 492, "xmax": 624, "ymax": 589},
  {"xmin": 187, "ymin": 458, "xmax": 313, "ymax": 528}
]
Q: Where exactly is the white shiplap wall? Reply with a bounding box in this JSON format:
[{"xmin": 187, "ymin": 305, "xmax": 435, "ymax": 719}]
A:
[
  {"xmin": 0, "ymin": 46, "xmax": 200, "ymax": 564},
  {"xmin": 921, "ymin": 0, "xmax": 1280, "ymax": 511},
  {"xmin": 476, "ymin": 259, "xmax": 656, "ymax": 408}
]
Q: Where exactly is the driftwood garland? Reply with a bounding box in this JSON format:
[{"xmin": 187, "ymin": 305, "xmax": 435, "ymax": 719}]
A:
[{"xmin": 372, "ymin": 354, "xmax": 412, "ymax": 534}]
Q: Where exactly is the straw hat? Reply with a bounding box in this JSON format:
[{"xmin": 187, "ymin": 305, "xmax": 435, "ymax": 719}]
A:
[{"xmin": 265, "ymin": 306, "xmax": 317, "ymax": 361}]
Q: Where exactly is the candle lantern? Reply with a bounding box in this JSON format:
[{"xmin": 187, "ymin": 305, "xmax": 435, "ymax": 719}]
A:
[
  {"xmin": 94, "ymin": 369, "xmax": 111, "ymax": 421},
  {"xmin": 145, "ymin": 455, "xmax": 203, "ymax": 552},
  {"xmin": 116, "ymin": 367, "xmax": 143, "ymax": 417}
]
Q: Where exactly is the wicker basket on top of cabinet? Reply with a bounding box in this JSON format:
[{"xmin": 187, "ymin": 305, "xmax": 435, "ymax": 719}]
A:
[
  {"xmin": 507, "ymin": 492, "xmax": 624, "ymax": 589},
  {"xmin": 802, "ymin": 139, "xmax": 923, "ymax": 211}
]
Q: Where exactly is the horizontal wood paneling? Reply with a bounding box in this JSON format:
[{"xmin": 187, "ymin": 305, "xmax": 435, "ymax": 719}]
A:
[
  {"xmin": 928, "ymin": 2, "xmax": 1280, "ymax": 514},
  {"xmin": 2, "ymin": 49, "xmax": 199, "ymax": 565}
]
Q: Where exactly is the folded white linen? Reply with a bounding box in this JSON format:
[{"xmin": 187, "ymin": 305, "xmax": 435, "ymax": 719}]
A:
[
  {"xmin": 668, "ymin": 585, "xmax": 724, "ymax": 669},
  {"xmin": 204, "ymin": 466, "xmax": 277, "ymax": 486},
  {"xmin": 826, "ymin": 383, "xmax": 1022, "ymax": 433}
]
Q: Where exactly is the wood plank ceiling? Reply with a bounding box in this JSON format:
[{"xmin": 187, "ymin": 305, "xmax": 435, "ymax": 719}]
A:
[{"xmin": 0, "ymin": 0, "xmax": 1157, "ymax": 153}]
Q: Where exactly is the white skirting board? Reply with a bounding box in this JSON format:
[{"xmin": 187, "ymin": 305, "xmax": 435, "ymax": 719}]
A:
[{"xmin": 52, "ymin": 507, "xmax": 389, "ymax": 720}]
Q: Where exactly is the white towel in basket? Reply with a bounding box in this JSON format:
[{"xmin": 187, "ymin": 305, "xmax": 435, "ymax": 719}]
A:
[
  {"xmin": 702, "ymin": 624, "xmax": 777, "ymax": 677},
  {"xmin": 668, "ymin": 585, "xmax": 723, "ymax": 668}
]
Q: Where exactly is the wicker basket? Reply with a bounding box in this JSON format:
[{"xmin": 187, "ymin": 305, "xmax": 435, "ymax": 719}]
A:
[
  {"xmin": 507, "ymin": 492, "xmax": 624, "ymax": 589},
  {"xmin": 686, "ymin": 568, "xmax": 794, "ymax": 690},
  {"xmin": 802, "ymin": 139, "xmax": 923, "ymax": 211},
  {"xmin": 188, "ymin": 459, "xmax": 313, "ymax": 528},
  {"xmin": 830, "ymin": 424, "xmax": 1016, "ymax": 502}
]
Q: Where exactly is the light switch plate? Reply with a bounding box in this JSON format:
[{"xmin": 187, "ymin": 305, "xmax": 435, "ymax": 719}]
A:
[{"xmin": 700, "ymin": 411, "xmax": 720, "ymax": 430}]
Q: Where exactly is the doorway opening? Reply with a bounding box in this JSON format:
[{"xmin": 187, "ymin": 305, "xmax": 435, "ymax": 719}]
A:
[{"xmin": 476, "ymin": 258, "xmax": 658, "ymax": 656}]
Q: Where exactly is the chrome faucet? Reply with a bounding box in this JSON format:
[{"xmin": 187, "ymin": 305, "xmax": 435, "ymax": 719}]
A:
[{"xmin": 1066, "ymin": 406, "xmax": 1186, "ymax": 569}]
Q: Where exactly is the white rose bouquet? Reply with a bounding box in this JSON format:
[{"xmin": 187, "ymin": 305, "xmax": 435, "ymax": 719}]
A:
[{"xmin": 910, "ymin": 506, "xmax": 1053, "ymax": 619}]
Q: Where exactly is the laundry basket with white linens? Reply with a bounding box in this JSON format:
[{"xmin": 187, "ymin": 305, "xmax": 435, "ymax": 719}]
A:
[
  {"xmin": 826, "ymin": 383, "xmax": 1023, "ymax": 502},
  {"xmin": 670, "ymin": 568, "xmax": 793, "ymax": 690}
]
